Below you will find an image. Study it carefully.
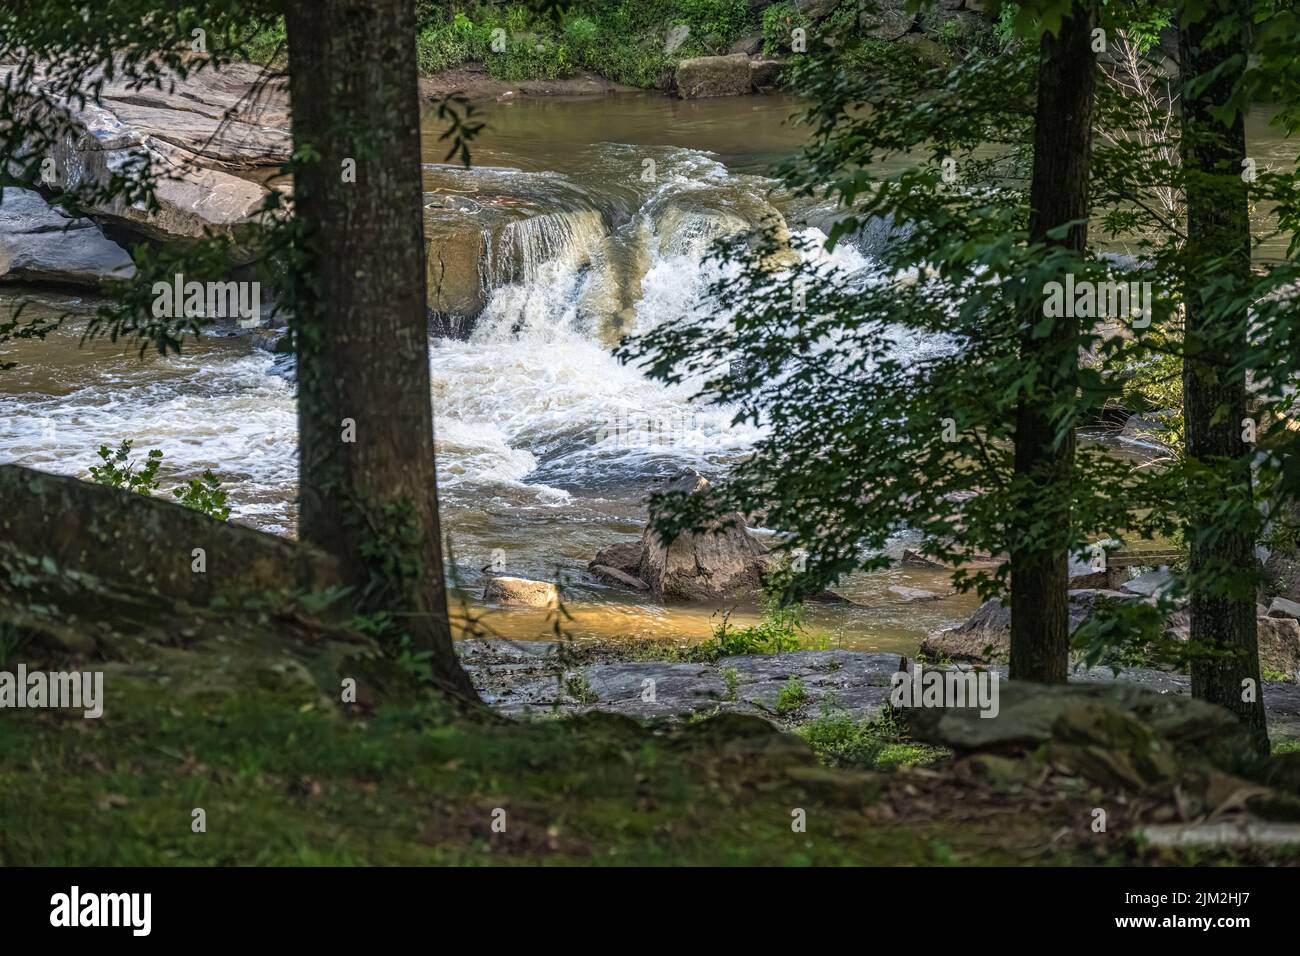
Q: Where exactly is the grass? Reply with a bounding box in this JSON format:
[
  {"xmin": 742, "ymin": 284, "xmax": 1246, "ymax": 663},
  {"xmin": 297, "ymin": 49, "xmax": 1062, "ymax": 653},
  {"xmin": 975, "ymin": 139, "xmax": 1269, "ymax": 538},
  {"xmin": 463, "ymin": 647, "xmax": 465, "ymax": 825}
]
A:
[
  {"xmin": 797, "ymin": 708, "xmax": 951, "ymax": 771},
  {"xmin": 774, "ymin": 675, "xmax": 808, "ymax": 715}
]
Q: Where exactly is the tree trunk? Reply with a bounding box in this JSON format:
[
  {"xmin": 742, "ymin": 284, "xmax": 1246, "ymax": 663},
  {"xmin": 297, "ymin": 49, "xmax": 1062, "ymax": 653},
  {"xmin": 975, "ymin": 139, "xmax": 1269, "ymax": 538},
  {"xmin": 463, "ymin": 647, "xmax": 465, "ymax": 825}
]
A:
[
  {"xmin": 1178, "ymin": 11, "xmax": 1268, "ymax": 753},
  {"xmin": 284, "ymin": 0, "xmax": 478, "ymax": 703},
  {"xmin": 1009, "ymin": 5, "xmax": 1097, "ymax": 684}
]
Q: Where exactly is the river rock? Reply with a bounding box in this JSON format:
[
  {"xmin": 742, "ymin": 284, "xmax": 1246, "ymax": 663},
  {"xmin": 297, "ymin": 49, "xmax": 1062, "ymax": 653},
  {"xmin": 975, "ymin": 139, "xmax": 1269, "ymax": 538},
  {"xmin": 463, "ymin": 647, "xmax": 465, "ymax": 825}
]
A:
[
  {"xmin": 920, "ymin": 589, "xmax": 1142, "ymax": 664},
  {"xmin": 1119, "ymin": 566, "xmax": 1173, "ymax": 598},
  {"xmin": 675, "ymin": 54, "xmax": 753, "ymax": 99},
  {"xmin": 637, "ymin": 471, "xmax": 770, "ymax": 602},
  {"xmin": 589, "ymin": 564, "xmax": 648, "ymax": 591},
  {"xmin": 1, "ymin": 59, "xmax": 288, "ymax": 245},
  {"xmin": 0, "ymin": 187, "xmax": 134, "ymax": 288},
  {"xmin": 590, "ymin": 541, "xmax": 644, "ymax": 576},
  {"xmin": 1268, "ymin": 596, "xmax": 1300, "ymax": 620},
  {"xmin": 750, "ymin": 59, "xmax": 784, "ymax": 92},
  {"xmin": 482, "ymin": 576, "xmax": 560, "ymax": 608},
  {"xmin": 889, "ymin": 585, "xmax": 940, "ymax": 603}
]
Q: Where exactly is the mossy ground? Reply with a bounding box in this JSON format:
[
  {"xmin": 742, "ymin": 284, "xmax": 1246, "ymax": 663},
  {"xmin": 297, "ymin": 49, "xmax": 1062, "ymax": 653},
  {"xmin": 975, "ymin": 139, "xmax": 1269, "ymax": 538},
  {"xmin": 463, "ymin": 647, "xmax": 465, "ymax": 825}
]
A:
[{"xmin": 2, "ymin": 561, "xmax": 1297, "ymax": 866}]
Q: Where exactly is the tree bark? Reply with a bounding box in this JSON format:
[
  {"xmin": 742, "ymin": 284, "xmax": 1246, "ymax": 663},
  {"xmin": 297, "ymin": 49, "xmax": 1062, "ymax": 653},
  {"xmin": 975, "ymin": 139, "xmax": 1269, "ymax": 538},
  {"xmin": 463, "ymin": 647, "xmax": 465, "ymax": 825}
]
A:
[
  {"xmin": 1009, "ymin": 5, "xmax": 1097, "ymax": 684},
  {"xmin": 284, "ymin": 0, "xmax": 478, "ymax": 703},
  {"xmin": 1178, "ymin": 10, "xmax": 1268, "ymax": 752}
]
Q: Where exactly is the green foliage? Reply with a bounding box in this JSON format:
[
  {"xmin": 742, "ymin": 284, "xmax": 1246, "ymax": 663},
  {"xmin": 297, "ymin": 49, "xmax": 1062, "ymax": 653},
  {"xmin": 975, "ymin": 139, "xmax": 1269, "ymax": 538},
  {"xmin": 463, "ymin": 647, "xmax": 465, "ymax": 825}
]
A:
[
  {"xmin": 761, "ymin": 2, "xmax": 808, "ymax": 57},
  {"xmin": 88, "ymin": 440, "xmax": 162, "ymax": 496},
  {"xmin": 677, "ymin": 0, "xmax": 748, "ymax": 47},
  {"xmin": 416, "ymin": 11, "xmax": 486, "ymax": 74},
  {"xmin": 798, "ymin": 708, "xmax": 950, "ymax": 769},
  {"xmin": 774, "ymin": 675, "xmax": 808, "ymax": 714},
  {"xmin": 563, "ymin": 671, "xmax": 600, "ymax": 704},
  {"xmin": 88, "ymin": 440, "xmax": 231, "ymax": 521},
  {"xmin": 172, "ymin": 471, "xmax": 232, "ymax": 522},
  {"xmin": 722, "ymin": 665, "xmax": 741, "ymax": 700}
]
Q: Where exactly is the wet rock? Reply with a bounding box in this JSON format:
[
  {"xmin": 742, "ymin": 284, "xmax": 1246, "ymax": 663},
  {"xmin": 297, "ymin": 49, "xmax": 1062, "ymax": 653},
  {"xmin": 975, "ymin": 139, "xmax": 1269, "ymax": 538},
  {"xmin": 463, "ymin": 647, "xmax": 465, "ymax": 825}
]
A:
[
  {"xmin": 589, "ymin": 541, "xmax": 643, "ymax": 576},
  {"xmin": 902, "ymin": 548, "xmax": 947, "ymax": 569},
  {"xmin": 589, "ymin": 564, "xmax": 648, "ymax": 591},
  {"xmin": 0, "ymin": 187, "xmax": 134, "ymax": 288},
  {"xmin": 889, "ymin": 585, "xmax": 940, "ymax": 603},
  {"xmin": 675, "ymin": 54, "xmax": 753, "ymax": 99},
  {"xmin": 750, "ymin": 58, "xmax": 784, "ymax": 92},
  {"xmin": 482, "ymin": 576, "xmax": 559, "ymax": 608},
  {"xmin": 638, "ymin": 471, "xmax": 770, "ymax": 602}
]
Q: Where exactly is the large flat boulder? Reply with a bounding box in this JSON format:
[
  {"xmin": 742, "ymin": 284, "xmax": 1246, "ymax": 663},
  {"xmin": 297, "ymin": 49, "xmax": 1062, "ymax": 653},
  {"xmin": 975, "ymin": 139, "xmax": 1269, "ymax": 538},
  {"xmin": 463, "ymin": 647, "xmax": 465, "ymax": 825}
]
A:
[
  {"xmin": 675, "ymin": 54, "xmax": 753, "ymax": 99},
  {"xmin": 0, "ymin": 187, "xmax": 134, "ymax": 288},
  {"xmin": 1, "ymin": 58, "xmax": 289, "ymax": 245}
]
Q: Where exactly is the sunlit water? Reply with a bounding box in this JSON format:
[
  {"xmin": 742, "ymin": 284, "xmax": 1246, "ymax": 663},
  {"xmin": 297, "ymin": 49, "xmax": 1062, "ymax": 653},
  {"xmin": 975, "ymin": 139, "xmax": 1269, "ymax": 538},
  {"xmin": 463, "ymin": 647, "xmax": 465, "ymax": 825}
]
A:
[{"xmin": 8, "ymin": 93, "xmax": 1286, "ymax": 650}]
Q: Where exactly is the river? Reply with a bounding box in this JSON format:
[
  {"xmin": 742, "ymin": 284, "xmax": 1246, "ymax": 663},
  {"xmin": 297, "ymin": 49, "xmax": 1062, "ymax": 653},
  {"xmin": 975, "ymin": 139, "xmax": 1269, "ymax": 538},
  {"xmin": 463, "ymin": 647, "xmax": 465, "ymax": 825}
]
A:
[{"xmin": 1, "ymin": 92, "xmax": 1289, "ymax": 651}]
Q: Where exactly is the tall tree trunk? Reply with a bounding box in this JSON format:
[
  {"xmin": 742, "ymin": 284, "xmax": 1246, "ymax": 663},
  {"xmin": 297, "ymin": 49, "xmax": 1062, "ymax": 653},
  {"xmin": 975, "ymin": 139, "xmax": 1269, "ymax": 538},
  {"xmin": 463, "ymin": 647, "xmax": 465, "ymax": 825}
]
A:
[
  {"xmin": 1009, "ymin": 5, "xmax": 1097, "ymax": 683},
  {"xmin": 1178, "ymin": 10, "xmax": 1267, "ymax": 752},
  {"xmin": 284, "ymin": 0, "xmax": 478, "ymax": 703}
]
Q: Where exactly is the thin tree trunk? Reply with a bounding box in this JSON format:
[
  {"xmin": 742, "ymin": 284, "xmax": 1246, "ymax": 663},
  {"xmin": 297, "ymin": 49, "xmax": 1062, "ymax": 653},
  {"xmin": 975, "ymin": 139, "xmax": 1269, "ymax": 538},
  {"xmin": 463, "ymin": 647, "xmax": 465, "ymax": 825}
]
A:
[
  {"xmin": 284, "ymin": 0, "xmax": 478, "ymax": 703},
  {"xmin": 1009, "ymin": 5, "xmax": 1097, "ymax": 683},
  {"xmin": 1178, "ymin": 11, "xmax": 1267, "ymax": 752}
]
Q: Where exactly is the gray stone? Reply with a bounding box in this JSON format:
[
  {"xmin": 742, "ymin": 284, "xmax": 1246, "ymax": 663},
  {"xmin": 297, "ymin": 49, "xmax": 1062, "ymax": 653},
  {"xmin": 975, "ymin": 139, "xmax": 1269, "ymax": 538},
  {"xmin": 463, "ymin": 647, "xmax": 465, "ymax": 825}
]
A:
[
  {"xmin": 2, "ymin": 60, "xmax": 289, "ymax": 246},
  {"xmin": 0, "ymin": 463, "xmax": 339, "ymax": 609},
  {"xmin": 1120, "ymin": 566, "xmax": 1174, "ymax": 598},
  {"xmin": 889, "ymin": 585, "xmax": 940, "ymax": 603},
  {"xmin": 675, "ymin": 54, "xmax": 753, "ymax": 99},
  {"xmin": 859, "ymin": 0, "xmax": 916, "ymax": 38},
  {"xmin": 1268, "ymin": 596, "xmax": 1300, "ymax": 620},
  {"xmin": 749, "ymin": 58, "xmax": 784, "ymax": 92},
  {"xmin": 638, "ymin": 471, "xmax": 770, "ymax": 602},
  {"xmin": 590, "ymin": 541, "xmax": 644, "ymax": 576},
  {"xmin": 664, "ymin": 24, "xmax": 691, "ymax": 55},
  {"xmin": 921, "ymin": 589, "xmax": 1142, "ymax": 664},
  {"xmin": 456, "ymin": 640, "xmax": 1300, "ymax": 742},
  {"xmin": 589, "ymin": 564, "xmax": 648, "ymax": 591},
  {"xmin": 0, "ymin": 187, "xmax": 134, "ymax": 288},
  {"xmin": 905, "ymin": 680, "xmax": 1252, "ymax": 766},
  {"xmin": 729, "ymin": 32, "xmax": 764, "ymax": 56}
]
